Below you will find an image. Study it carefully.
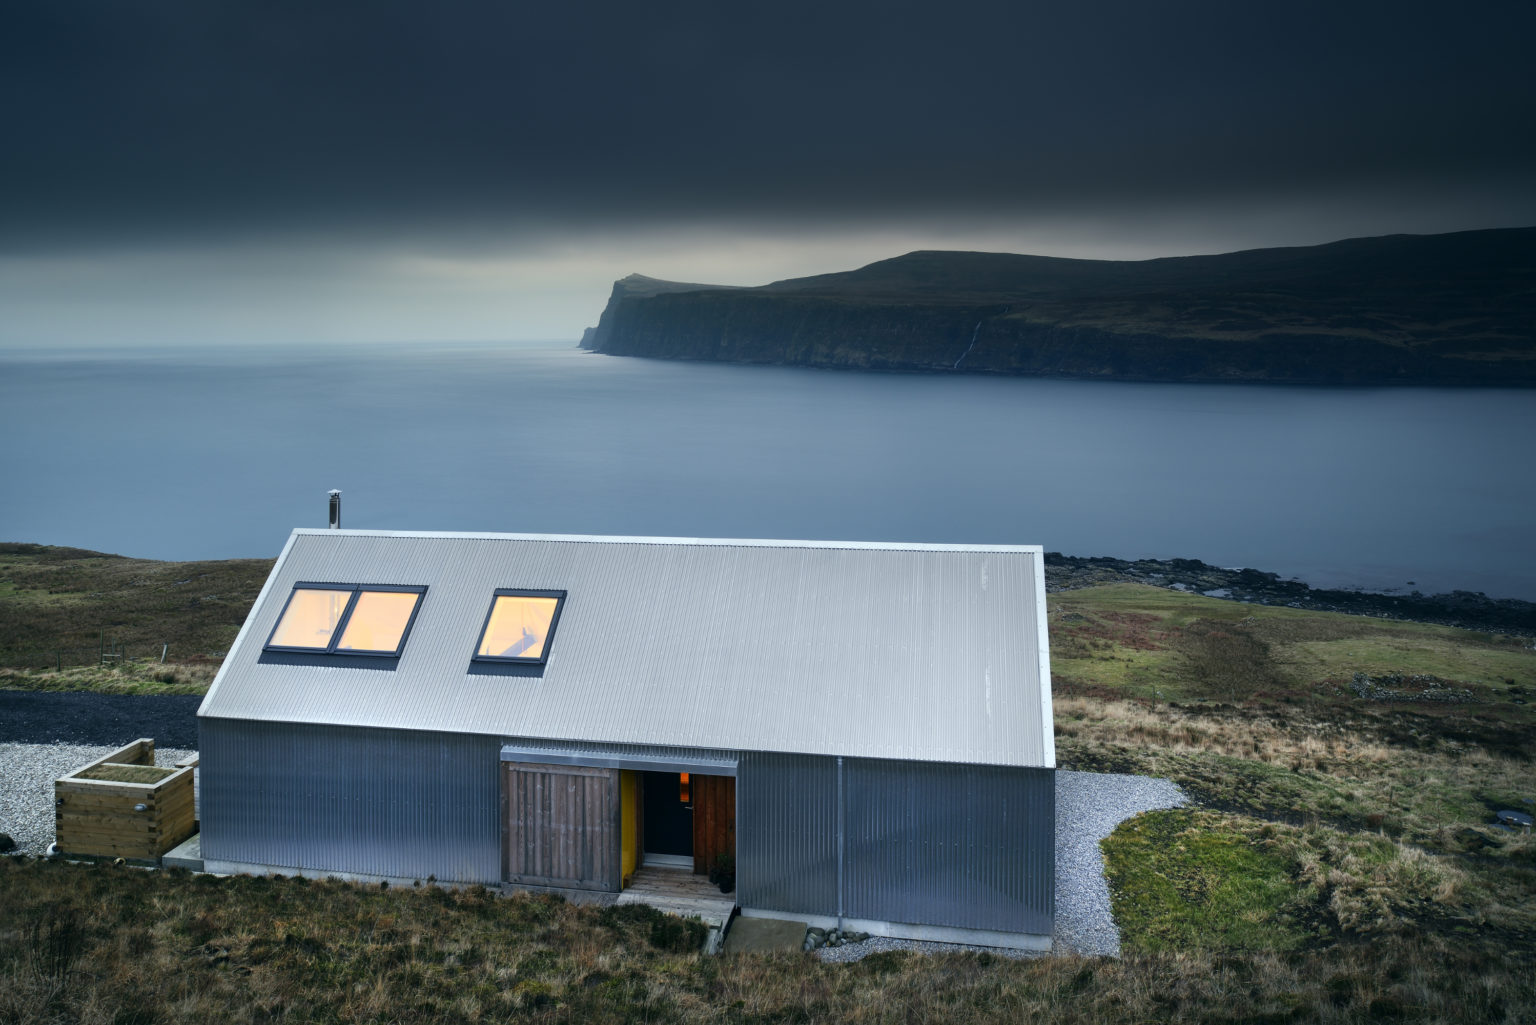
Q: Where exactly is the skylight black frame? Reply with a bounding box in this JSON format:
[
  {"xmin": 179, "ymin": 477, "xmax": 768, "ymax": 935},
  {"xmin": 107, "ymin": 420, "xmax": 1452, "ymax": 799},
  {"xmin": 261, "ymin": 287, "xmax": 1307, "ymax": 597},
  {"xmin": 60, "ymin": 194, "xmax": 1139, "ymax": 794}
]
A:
[
  {"xmin": 262, "ymin": 582, "xmax": 428, "ymax": 658},
  {"xmin": 470, "ymin": 588, "xmax": 567, "ymax": 666}
]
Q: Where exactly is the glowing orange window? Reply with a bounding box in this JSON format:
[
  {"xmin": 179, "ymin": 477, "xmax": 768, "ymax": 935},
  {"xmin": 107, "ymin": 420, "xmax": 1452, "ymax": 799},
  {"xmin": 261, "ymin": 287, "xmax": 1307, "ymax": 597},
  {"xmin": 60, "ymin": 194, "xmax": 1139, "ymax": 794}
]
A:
[
  {"xmin": 267, "ymin": 588, "xmax": 352, "ymax": 649},
  {"xmin": 472, "ymin": 589, "xmax": 566, "ymax": 664},
  {"xmin": 265, "ymin": 584, "xmax": 425, "ymax": 657}
]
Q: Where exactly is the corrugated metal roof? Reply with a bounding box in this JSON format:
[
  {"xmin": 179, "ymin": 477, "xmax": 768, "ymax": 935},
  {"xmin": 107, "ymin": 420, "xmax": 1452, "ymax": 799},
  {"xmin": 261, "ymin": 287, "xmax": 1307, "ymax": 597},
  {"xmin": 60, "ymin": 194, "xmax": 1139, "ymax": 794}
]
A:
[{"xmin": 199, "ymin": 529, "xmax": 1054, "ymax": 767}]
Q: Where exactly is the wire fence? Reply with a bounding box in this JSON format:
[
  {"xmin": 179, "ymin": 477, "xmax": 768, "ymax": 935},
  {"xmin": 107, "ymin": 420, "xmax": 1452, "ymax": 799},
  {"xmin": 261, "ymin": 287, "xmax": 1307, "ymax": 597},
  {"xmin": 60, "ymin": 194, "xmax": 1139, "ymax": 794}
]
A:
[{"xmin": 0, "ymin": 643, "xmax": 225, "ymax": 671}]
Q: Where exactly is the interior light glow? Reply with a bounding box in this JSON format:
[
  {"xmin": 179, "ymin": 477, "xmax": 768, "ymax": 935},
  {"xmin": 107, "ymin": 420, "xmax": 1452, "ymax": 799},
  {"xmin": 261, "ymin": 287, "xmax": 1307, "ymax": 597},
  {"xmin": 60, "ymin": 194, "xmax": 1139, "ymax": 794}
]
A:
[
  {"xmin": 476, "ymin": 593, "xmax": 562, "ymax": 661},
  {"xmin": 266, "ymin": 584, "xmax": 426, "ymax": 656},
  {"xmin": 335, "ymin": 590, "xmax": 421, "ymax": 653},
  {"xmin": 268, "ymin": 588, "xmax": 352, "ymax": 648}
]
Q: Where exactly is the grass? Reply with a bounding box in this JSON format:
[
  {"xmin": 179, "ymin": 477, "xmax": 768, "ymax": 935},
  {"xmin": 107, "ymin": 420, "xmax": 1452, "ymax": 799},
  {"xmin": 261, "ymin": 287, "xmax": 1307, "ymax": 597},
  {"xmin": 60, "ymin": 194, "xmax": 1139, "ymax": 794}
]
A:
[
  {"xmin": 1052, "ymin": 585, "xmax": 1535, "ymax": 847},
  {"xmin": 0, "ymin": 661, "xmax": 218, "ymax": 696},
  {"xmin": 2, "ymin": 857, "xmax": 1533, "ymax": 1024},
  {"xmin": 0, "ymin": 543, "xmax": 272, "ymax": 671},
  {"xmin": 1049, "ymin": 583, "xmax": 1536, "ymax": 704},
  {"xmin": 0, "ymin": 859, "xmax": 706, "ymax": 1024},
  {"xmin": 1056, "ymin": 582, "xmax": 1536, "ymax": 1001},
  {"xmin": 1103, "ymin": 810, "xmax": 1320, "ymax": 952},
  {"xmin": 1102, "ymin": 809, "xmax": 1534, "ymax": 951},
  {"xmin": 3, "ymin": 554, "xmax": 1535, "ymax": 1020}
]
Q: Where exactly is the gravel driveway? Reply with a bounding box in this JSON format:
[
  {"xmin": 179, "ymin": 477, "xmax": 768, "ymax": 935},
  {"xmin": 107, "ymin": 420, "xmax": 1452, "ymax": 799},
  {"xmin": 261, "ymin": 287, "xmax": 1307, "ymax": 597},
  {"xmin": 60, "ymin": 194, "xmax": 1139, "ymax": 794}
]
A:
[
  {"xmin": 1, "ymin": 742, "xmax": 198, "ymax": 857},
  {"xmin": 0, "ymin": 692, "xmax": 203, "ymax": 858},
  {"xmin": 0, "ymin": 691, "xmax": 201, "ymax": 748}
]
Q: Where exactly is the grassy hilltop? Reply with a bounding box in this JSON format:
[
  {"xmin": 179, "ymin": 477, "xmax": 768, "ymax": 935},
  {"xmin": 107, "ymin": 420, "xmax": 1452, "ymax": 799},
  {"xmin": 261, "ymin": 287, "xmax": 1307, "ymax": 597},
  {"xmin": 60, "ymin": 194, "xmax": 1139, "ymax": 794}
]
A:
[{"xmin": 2, "ymin": 545, "xmax": 1534, "ymax": 1022}]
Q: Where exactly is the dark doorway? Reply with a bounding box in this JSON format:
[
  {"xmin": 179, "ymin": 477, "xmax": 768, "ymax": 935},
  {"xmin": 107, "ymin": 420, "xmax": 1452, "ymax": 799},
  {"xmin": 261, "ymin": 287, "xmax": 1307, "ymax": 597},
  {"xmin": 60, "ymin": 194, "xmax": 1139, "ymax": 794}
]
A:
[{"xmin": 641, "ymin": 771, "xmax": 693, "ymax": 858}]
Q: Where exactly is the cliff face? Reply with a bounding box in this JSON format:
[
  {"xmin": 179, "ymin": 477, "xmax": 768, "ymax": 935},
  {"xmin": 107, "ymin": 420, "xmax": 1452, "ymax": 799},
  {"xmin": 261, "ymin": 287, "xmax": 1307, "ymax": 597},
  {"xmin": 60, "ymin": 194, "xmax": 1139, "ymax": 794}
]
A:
[{"xmin": 581, "ymin": 227, "xmax": 1536, "ymax": 385}]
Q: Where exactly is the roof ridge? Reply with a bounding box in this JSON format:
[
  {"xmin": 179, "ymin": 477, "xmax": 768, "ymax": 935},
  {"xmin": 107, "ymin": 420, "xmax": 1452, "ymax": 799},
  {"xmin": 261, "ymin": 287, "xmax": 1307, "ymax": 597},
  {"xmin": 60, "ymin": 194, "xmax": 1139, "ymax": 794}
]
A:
[{"xmin": 289, "ymin": 528, "xmax": 1043, "ymax": 554}]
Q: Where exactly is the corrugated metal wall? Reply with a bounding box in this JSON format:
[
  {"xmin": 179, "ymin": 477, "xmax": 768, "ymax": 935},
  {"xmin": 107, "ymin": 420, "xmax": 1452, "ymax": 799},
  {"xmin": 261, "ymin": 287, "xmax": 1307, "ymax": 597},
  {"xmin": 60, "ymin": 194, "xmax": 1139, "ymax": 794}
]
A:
[
  {"xmin": 737, "ymin": 752, "xmax": 838, "ymax": 915},
  {"xmin": 199, "ymin": 718, "xmax": 502, "ymax": 883},
  {"xmin": 738, "ymin": 752, "xmax": 1053, "ymax": 935},
  {"xmin": 844, "ymin": 759, "xmax": 1053, "ymax": 934}
]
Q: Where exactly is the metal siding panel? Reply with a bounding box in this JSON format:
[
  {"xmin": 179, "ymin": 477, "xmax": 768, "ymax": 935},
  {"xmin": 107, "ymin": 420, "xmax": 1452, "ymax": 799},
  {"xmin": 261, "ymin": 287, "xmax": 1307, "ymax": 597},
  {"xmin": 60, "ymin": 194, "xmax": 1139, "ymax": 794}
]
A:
[
  {"xmin": 736, "ymin": 752, "xmax": 839, "ymax": 915},
  {"xmin": 199, "ymin": 718, "xmax": 501, "ymax": 883},
  {"xmin": 844, "ymin": 760, "xmax": 1053, "ymax": 934},
  {"xmin": 202, "ymin": 531, "xmax": 1049, "ymax": 767}
]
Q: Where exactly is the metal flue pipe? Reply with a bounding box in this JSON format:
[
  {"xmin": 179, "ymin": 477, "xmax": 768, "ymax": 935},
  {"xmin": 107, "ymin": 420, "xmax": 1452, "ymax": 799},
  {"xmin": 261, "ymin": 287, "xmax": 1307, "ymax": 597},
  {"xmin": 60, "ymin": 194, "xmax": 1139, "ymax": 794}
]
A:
[{"xmin": 328, "ymin": 489, "xmax": 342, "ymax": 529}]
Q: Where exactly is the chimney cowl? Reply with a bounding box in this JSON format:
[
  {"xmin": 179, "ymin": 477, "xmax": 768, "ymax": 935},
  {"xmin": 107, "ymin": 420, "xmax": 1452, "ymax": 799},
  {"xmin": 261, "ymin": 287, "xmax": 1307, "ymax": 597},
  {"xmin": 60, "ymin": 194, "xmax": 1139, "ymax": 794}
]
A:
[{"xmin": 328, "ymin": 490, "xmax": 342, "ymax": 530}]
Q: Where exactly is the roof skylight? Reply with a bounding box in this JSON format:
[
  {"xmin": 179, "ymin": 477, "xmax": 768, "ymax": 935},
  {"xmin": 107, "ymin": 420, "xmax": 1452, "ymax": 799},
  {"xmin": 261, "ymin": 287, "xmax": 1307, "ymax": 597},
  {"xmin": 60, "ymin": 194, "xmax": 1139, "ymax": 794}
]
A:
[
  {"xmin": 473, "ymin": 589, "xmax": 566, "ymax": 665},
  {"xmin": 265, "ymin": 584, "xmax": 425, "ymax": 657}
]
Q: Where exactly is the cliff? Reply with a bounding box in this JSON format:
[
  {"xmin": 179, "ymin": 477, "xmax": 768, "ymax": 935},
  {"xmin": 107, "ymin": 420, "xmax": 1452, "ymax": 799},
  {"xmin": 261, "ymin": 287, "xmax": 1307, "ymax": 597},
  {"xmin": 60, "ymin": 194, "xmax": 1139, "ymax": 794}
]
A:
[{"xmin": 581, "ymin": 227, "xmax": 1536, "ymax": 385}]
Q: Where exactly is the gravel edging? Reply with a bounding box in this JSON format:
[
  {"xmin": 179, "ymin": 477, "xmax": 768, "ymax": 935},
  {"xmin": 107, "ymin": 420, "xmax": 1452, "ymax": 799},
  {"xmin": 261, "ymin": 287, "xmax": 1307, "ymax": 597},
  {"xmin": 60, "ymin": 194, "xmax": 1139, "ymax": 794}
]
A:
[
  {"xmin": 0, "ymin": 742, "xmax": 198, "ymax": 857},
  {"xmin": 817, "ymin": 768, "xmax": 1186, "ymax": 962},
  {"xmin": 1052, "ymin": 768, "xmax": 1186, "ymax": 956}
]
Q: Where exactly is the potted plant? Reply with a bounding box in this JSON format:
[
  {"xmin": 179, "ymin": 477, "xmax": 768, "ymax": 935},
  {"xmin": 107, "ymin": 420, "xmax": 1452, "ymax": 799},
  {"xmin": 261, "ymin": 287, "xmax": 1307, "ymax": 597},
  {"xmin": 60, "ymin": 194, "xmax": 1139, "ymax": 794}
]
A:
[{"xmin": 709, "ymin": 853, "xmax": 735, "ymax": 893}]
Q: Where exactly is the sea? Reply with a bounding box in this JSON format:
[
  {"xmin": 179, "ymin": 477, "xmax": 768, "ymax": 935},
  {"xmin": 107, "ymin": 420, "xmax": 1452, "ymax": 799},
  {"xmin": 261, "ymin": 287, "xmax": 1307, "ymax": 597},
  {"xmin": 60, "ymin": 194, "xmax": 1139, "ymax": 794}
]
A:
[{"xmin": 3, "ymin": 340, "xmax": 1534, "ymax": 600}]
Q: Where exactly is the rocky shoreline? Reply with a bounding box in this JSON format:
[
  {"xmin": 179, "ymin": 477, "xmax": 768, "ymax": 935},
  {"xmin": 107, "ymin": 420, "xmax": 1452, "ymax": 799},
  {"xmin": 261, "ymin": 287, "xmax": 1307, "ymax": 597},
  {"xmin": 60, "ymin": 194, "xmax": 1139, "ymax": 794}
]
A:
[{"xmin": 1042, "ymin": 553, "xmax": 1536, "ymax": 635}]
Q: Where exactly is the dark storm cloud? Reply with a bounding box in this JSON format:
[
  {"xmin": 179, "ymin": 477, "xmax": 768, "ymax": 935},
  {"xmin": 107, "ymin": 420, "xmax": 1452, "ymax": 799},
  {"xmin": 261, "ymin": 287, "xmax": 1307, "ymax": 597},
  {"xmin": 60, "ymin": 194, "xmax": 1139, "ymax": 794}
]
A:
[{"xmin": 3, "ymin": 0, "xmax": 1533, "ymax": 251}]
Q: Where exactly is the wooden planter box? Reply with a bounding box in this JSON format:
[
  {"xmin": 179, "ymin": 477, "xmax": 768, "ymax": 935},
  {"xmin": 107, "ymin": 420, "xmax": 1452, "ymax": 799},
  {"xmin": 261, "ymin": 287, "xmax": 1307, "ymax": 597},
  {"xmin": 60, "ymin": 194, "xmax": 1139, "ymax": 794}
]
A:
[{"xmin": 54, "ymin": 739, "xmax": 197, "ymax": 860}]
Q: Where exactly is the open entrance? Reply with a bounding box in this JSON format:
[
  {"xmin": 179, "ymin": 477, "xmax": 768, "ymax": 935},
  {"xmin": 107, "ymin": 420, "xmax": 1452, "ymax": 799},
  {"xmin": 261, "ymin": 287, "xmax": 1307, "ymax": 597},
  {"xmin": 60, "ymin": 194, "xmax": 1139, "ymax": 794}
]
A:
[
  {"xmin": 641, "ymin": 771, "xmax": 693, "ymax": 863},
  {"xmin": 636, "ymin": 771, "xmax": 736, "ymax": 876},
  {"xmin": 498, "ymin": 753, "xmax": 736, "ymax": 895}
]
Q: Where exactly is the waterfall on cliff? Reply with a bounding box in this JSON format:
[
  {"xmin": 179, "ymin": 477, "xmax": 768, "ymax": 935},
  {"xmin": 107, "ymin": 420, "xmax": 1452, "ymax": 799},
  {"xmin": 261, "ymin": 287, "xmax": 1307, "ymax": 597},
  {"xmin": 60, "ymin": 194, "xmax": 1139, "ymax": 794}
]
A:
[{"xmin": 953, "ymin": 322, "xmax": 982, "ymax": 369}]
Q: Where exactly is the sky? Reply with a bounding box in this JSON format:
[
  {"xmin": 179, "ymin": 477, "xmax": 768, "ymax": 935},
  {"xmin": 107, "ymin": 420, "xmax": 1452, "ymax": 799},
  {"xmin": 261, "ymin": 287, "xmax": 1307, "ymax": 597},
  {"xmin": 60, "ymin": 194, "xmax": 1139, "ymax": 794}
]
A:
[{"xmin": 2, "ymin": 1, "xmax": 1534, "ymax": 347}]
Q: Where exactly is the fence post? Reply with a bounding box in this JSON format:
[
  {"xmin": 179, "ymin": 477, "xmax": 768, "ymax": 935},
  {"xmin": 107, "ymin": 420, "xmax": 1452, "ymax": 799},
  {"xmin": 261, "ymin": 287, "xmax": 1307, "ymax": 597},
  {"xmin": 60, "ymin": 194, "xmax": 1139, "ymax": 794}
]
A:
[{"xmin": 160, "ymin": 643, "xmax": 168, "ymax": 663}]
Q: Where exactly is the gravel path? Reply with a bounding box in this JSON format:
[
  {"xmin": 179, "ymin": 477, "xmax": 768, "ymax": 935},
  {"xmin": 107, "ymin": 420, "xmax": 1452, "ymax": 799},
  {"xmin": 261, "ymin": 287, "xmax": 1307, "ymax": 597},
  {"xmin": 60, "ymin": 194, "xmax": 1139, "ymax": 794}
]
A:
[
  {"xmin": 1051, "ymin": 768, "xmax": 1186, "ymax": 957},
  {"xmin": 1, "ymin": 742, "xmax": 198, "ymax": 856},
  {"xmin": 817, "ymin": 768, "xmax": 1186, "ymax": 962},
  {"xmin": 0, "ymin": 691, "xmax": 201, "ymax": 748}
]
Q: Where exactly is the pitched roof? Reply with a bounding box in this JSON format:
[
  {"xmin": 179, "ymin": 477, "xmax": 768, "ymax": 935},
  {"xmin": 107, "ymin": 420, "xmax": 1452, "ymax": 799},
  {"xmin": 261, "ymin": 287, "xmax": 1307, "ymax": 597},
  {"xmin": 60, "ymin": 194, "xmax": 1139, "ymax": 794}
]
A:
[{"xmin": 199, "ymin": 529, "xmax": 1054, "ymax": 767}]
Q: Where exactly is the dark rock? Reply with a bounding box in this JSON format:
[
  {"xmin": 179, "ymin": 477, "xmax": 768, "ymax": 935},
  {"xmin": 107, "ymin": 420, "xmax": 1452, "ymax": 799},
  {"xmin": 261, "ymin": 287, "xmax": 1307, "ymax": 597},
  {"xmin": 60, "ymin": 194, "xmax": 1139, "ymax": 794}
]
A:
[{"xmin": 0, "ymin": 833, "xmax": 14, "ymax": 852}]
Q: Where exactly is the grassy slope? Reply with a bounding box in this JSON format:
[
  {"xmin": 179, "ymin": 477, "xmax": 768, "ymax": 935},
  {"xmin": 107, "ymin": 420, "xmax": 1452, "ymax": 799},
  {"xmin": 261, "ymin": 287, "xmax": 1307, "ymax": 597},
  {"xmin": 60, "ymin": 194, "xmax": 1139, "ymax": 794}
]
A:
[
  {"xmin": 0, "ymin": 542, "xmax": 271, "ymax": 685},
  {"xmin": 3, "ymin": 552, "xmax": 1535, "ymax": 1021},
  {"xmin": 1053, "ymin": 584, "xmax": 1536, "ymax": 970}
]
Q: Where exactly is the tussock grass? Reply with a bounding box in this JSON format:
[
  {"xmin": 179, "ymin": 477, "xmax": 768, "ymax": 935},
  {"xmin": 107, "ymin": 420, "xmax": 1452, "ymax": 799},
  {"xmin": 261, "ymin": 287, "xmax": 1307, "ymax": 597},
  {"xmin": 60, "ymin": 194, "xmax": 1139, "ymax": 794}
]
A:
[
  {"xmin": 1057, "ymin": 693, "xmax": 1534, "ymax": 849},
  {"xmin": 2, "ymin": 857, "xmax": 1532, "ymax": 1024},
  {"xmin": 1103, "ymin": 810, "xmax": 1517, "ymax": 951},
  {"xmin": 0, "ymin": 661, "xmax": 219, "ymax": 696},
  {"xmin": 0, "ymin": 859, "xmax": 705, "ymax": 1025},
  {"xmin": 1052, "ymin": 583, "xmax": 1534, "ymax": 847}
]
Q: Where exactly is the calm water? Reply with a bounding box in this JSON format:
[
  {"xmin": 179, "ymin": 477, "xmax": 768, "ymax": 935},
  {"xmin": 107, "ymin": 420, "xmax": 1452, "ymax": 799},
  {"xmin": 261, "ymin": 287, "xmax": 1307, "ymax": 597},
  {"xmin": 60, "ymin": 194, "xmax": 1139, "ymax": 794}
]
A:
[{"xmin": 3, "ymin": 341, "xmax": 1534, "ymax": 600}]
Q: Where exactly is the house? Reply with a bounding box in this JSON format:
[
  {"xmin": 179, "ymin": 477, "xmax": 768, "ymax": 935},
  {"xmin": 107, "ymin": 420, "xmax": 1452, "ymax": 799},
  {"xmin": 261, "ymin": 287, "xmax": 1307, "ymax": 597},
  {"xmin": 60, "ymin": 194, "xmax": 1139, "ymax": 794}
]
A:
[{"xmin": 196, "ymin": 528, "xmax": 1056, "ymax": 949}]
